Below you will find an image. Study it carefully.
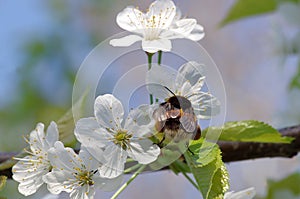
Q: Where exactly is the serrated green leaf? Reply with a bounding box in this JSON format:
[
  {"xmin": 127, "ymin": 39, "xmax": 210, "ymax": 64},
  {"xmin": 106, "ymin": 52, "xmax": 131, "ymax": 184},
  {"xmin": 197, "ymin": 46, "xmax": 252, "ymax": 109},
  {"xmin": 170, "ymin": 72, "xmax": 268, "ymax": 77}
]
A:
[
  {"xmin": 184, "ymin": 143, "xmax": 229, "ymax": 199},
  {"xmin": 209, "ymin": 164, "xmax": 229, "ymax": 199},
  {"xmin": 202, "ymin": 120, "xmax": 293, "ymax": 143},
  {"xmin": 0, "ymin": 176, "xmax": 7, "ymax": 191},
  {"xmin": 220, "ymin": 0, "xmax": 277, "ymax": 26},
  {"xmin": 264, "ymin": 173, "xmax": 300, "ymax": 199}
]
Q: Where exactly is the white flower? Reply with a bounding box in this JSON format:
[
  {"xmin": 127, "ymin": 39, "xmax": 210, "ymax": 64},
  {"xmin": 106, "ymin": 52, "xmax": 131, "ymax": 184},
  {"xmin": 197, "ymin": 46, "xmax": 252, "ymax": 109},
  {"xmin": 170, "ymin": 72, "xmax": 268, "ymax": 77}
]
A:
[
  {"xmin": 43, "ymin": 141, "xmax": 122, "ymax": 199},
  {"xmin": 75, "ymin": 94, "xmax": 160, "ymax": 178},
  {"xmin": 224, "ymin": 187, "xmax": 256, "ymax": 199},
  {"xmin": 146, "ymin": 61, "xmax": 220, "ymax": 119},
  {"xmin": 12, "ymin": 122, "xmax": 59, "ymax": 196},
  {"xmin": 109, "ymin": 0, "xmax": 204, "ymax": 53}
]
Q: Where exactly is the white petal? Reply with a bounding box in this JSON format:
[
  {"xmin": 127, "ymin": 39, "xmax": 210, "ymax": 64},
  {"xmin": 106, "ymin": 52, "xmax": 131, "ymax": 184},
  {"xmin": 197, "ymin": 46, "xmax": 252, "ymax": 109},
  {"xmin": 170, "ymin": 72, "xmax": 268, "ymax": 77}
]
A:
[
  {"xmin": 12, "ymin": 155, "xmax": 49, "ymax": 196},
  {"xmin": 47, "ymin": 141, "xmax": 80, "ymax": 171},
  {"xmin": 159, "ymin": 29, "xmax": 184, "ymax": 40},
  {"xmin": 29, "ymin": 123, "xmax": 46, "ymax": 154},
  {"xmin": 224, "ymin": 187, "xmax": 256, "ymax": 199},
  {"xmin": 94, "ymin": 175, "xmax": 123, "ymax": 192},
  {"xmin": 13, "ymin": 163, "xmax": 46, "ymax": 196},
  {"xmin": 78, "ymin": 146, "xmax": 102, "ymax": 170},
  {"xmin": 13, "ymin": 161, "xmax": 48, "ymax": 182},
  {"xmin": 127, "ymin": 139, "xmax": 160, "ymax": 164},
  {"xmin": 109, "ymin": 35, "xmax": 142, "ymax": 47},
  {"xmin": 187, "ymin": 24, "xmax": 205, "ymax": 41},
  {"xmin": 45, "ymin": 121, "xmax": 59, "ymax": 148},
  {"xmin": 124, "ymin": 104, "xmax": 156, "ymax": 137},
  {"xmin": 75, "ymin": 117, "xmax": 112, "ymax": 149},
  {"xmin": 18, "ymin": 178, "xmax": 44, "ymax": 196},
  {"xmin": 189, "ymin": 92, "xmax": 221, "ymax": 119},
  {"xmin": 142, "ymin": 38, "xmax": 172, "ymax": 53},
  {"xmin": 146, "ymin": 64, "xmax": 177, "ymax": 99},
  {"xmin": 43, "ymin": 171, "xmax": 73, "ymax": 194},
  {"xmin": 100, "ymin": 145, "xmax": 127, "ymax": 179},
  {"xmin": 70, "ymin": 185, "xmax": 95, "ymax": 199},
  {"xmin": 173, "ymin": 6, "xmax": 182, "ymax": 21},
  {"xmin": 173, "ymin": 18, "xmax": 197, "ymax": 36},
  {"xmin": 94, "ymin": 94, "xmax": 124, "ymax": 130},
  {"xmin": 178, "ymin": 81, "xmax": 192, "ymax": 97},
  {"xmin": 147, "ymin": 0, "xmax": 176, "ymax": 28},
  {"xmin": 116, "ymin": 6, "xmax": 146, "ymax": 32},
  {"xmin": 176, "ymin": 61, "xmax": 206, "ymax": 87}
]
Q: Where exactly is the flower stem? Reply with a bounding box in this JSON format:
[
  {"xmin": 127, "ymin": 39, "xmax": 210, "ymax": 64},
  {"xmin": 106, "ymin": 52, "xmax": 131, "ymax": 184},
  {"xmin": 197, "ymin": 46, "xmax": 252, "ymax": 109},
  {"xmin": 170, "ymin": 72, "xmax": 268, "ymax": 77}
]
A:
[
  {"xmin": 111, "ymin": 164, "xmax": 147, "ymax": 199},
  {"xmin": 158, "ymin": 50, "xmax": 162, "ymax": 65},
  {"xmin": 146, "ymin": 52, "xmax": 154, "ymax": 104},
  {"xmin": 156, "ymin": 50, "xmax": 163, "ymax": 103},
  {"xmin": 124, "ymin": 163, "xmax": 141, "ymax": 174}
]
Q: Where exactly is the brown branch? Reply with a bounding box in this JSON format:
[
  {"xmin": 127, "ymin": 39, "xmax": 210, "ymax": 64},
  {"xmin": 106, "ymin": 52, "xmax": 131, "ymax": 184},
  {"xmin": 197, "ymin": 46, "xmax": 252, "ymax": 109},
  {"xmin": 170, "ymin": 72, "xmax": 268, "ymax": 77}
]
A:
[
  {"xmin": 220, "ymin": 125, "xmax": 300, "ymax": 162},
  {"xmin": 1, "ymin": 125, "xmax": 300, "ymax": 178}
]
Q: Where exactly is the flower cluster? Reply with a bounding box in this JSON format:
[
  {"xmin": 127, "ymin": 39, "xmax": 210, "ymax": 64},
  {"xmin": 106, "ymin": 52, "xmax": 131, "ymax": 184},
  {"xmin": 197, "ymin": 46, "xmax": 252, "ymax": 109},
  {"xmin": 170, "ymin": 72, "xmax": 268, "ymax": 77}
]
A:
[
  {"xmin": 12, "ymin": 60, "xmax": 222, "ymax": 198},
  {"xmin": 12, "ymin": 95, "xmax": 160, "ymax": 198}
]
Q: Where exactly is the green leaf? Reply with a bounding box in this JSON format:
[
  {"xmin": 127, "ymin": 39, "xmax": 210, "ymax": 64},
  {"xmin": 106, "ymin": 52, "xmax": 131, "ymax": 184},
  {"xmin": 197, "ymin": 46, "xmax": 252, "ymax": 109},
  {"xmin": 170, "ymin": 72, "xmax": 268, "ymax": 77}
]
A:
[
  {"xmin": 184, "ymin": 141, "xmax": 229, "ymax": 199},
  {"xmin": 264, "ymin": 173, "xmax": 300, "ymax": 199},
  {"xmin": 0, "ymin": 176, "xmax": 6, "ymax": 191},
  {"xmin": 202, "ymin": 120, "xmax": 293, "ymax": 143},
  {"xmin": 220, "ymin": 0, "xmax": 277, "ymax": 26},
  {"xmin": 189, "ymin": 139, "xmax": 219, "ymax": 166}
]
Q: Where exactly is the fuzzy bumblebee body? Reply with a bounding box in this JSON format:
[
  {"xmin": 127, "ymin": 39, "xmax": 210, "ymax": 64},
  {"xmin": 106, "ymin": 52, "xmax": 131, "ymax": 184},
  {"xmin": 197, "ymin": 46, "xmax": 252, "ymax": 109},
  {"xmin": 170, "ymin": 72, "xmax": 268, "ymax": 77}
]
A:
[{"xmin": 153, "ymin": 95, "xmax": 201, "ymax": 143}]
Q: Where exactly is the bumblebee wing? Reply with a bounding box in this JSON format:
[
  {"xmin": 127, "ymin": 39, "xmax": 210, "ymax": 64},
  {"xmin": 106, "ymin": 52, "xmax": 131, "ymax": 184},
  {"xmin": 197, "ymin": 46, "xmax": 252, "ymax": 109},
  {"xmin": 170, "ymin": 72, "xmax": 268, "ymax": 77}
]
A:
[
  {"xmin": 153, "ymin": 106, "xmax": 167, "ymax": 122},
  {"xmin": 180, "ymin": 108, "xmax": 197, "ymax": 133}
]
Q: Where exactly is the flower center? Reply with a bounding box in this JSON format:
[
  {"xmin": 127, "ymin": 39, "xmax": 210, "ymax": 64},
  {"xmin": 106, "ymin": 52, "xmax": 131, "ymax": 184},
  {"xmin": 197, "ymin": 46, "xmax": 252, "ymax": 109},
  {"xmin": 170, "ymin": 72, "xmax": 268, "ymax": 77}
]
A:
[
  {"xmin": 113, "ymin": 130, "xmax": 132, "ymax": 150},
  {"xmin": 74, "ymin": 168, "xmax": 96, "ymax": 186},
  {"xmin": 129, "ymin": 6, "xmax": 175, "ymax": 41}
]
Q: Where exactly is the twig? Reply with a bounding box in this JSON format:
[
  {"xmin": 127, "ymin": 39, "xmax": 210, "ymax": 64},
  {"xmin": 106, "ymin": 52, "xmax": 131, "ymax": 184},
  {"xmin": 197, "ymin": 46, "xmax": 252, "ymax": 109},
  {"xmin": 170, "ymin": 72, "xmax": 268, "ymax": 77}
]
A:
[
  {"xmin": 1, "ymin": 125, "xmax": 300, "ymax": 178},
  {"xmin": 220, "ymin": 125, "xmax": 300, "ymax": 162}
]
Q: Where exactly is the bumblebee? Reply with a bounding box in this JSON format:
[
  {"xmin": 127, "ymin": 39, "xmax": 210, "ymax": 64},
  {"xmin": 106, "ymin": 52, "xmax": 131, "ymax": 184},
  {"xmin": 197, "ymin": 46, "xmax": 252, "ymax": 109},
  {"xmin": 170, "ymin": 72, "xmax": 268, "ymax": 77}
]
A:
[{"xmin": 153, "ymin": 87, "xmax": 201, "ymax": 145}]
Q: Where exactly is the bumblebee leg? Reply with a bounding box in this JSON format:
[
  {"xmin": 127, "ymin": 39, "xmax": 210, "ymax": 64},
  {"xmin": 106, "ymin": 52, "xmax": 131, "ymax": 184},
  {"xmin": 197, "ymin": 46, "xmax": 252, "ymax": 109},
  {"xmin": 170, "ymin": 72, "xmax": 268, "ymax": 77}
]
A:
[
  {"xmin": 187, "ymin": 147, "xmax": 194, "ymax": 155},
  {"xmin": 186, "ymin": 143, "xmax": 194, "ymax": 155},
  {"xmin": 158, "ymin": 135, "xmax": 166, "ymax": 148}
]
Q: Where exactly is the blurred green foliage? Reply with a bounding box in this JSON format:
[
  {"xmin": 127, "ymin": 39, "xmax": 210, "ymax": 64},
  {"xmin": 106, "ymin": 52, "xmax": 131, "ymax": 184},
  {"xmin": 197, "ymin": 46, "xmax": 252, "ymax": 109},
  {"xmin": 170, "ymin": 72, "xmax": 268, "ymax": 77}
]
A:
[
  {"xmin": 221, "ymin": 0, "xmax": 300, "ymax": 26},
  {"xmin": 263, "ymin": 173, "xmax": 300, "ymax": 199},
  {"xmin": 220, "ymin": 0, "xmax": 277, "ymax": 26},
  {"xmin": 0, "ymin": 1, "xmax": 105, "ymax": 151},
  {"xmin": 222, "ymin": 0, "xmax": 300, "ymax": 91}
]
